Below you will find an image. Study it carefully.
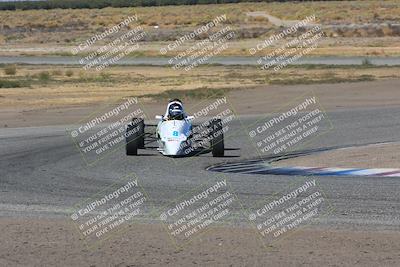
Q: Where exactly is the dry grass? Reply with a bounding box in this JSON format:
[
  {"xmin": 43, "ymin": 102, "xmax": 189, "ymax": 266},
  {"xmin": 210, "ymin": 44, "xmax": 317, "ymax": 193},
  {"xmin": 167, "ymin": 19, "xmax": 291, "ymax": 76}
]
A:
[
  {"xmin": 1, "ymin": 1, "xmax": 399, "ymax": 50},
  {"xmin": 0, "ymin": 64, "xmax": 399, "ymax": 110},
  {"xmin": 0, "ymin": 5, "xmax": 244, "ymax": 32},
  {"xmin": 261, "ymin": 1, "xmax": 400, "ymax": 24},
  {"xmin": 3, "ymin": 64, "xmax": 17, "ymax": 75},
  {"xmin": 2, "ymin": 1, "xmax": 399, "ymax": 31}
]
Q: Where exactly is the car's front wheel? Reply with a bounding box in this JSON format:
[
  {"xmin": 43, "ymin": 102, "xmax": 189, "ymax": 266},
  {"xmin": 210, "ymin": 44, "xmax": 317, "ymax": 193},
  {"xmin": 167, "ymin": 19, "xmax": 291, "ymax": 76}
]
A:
[
  {"xmin": 208, "ymin": 118, "xmax": 224, "ymax": 157},
  {"xmin": 126, "ymin": 118, "xmax": 144, "ymax": 155}
]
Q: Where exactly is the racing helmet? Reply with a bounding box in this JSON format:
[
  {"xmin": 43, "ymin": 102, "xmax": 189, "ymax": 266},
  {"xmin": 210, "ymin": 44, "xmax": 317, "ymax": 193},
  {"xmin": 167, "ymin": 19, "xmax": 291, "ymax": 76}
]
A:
[{"xmin": 168, "ymin": 102, "xmax": 184, "ymax": 120}]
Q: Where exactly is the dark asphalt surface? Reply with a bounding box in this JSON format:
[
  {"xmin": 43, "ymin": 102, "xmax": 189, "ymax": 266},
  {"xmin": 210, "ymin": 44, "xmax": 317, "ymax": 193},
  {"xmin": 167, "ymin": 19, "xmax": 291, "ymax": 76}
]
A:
[{"xmin": 1, "ymin": 107, "xmax": 400, "ymax": 230}]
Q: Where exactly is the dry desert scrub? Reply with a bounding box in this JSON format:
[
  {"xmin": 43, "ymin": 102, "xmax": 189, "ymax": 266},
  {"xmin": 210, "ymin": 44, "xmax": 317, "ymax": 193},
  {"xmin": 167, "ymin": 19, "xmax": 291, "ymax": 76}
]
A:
[
  {"xmin": 1, "ymin": 1, "xmax": 399, "ymax": 46},
  {"xmin": 0, "ymin": 64, "xmax": 399, "ymax": 109}
]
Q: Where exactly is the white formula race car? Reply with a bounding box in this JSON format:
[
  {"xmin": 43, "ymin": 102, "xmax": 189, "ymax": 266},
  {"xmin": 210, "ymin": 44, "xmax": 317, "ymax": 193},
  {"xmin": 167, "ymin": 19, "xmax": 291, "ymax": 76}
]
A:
[{"xmin": 125, "ymin": 99, "xmax": 224, "ymax": 157}]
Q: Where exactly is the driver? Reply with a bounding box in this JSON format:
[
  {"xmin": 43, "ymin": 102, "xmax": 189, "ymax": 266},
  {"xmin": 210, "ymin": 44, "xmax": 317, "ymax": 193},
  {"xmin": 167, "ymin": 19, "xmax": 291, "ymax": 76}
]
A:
[{"xmin": 168, "ymin": 102, "xmax": 184, "ymax": 120}]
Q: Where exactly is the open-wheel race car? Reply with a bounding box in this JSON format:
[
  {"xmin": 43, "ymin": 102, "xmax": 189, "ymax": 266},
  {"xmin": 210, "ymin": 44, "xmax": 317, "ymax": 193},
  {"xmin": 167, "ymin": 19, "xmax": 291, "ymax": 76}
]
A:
[{"xmin": 125, "ymin": 99, "xmax": 224, "ymax": 157}]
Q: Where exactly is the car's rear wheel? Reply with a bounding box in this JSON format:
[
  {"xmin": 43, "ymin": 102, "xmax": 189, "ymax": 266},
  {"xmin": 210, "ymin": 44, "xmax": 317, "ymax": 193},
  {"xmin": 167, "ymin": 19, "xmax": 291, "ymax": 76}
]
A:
[
  {"xmin": 209, "ymin": 118, "xmax": 224, "ymax": 157},
  {"xmin": 126, "ymin": 118, "xmax": 144, "ymax": 155}
]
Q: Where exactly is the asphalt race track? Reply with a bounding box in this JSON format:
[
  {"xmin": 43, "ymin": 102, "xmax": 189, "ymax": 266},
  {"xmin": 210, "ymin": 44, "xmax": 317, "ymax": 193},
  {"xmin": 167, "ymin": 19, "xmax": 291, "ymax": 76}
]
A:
[{"xmin": 1, "ymin": 106, "xmax": 400, "ymax": 230}]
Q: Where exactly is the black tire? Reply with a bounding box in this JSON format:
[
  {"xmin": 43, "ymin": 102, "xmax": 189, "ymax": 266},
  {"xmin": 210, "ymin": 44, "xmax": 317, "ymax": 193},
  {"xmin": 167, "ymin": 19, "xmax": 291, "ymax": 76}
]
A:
[
  {"xmin": 136, "ymin": 118, "xmax": 145, "ymax": 148},
  {"xmin": 126, "ymin": 118, "xmax": 144, "ymax": 155},
  {"xmin": 209, "ymin": 118, "xmax": 224, "ymax": 157}
]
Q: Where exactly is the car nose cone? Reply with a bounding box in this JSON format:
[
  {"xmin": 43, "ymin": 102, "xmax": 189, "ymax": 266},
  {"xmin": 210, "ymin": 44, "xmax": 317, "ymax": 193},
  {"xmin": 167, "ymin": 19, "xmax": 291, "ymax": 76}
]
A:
[{"xmin": 164, "ymin": 141, "xmax": 183, "ymax": 156}]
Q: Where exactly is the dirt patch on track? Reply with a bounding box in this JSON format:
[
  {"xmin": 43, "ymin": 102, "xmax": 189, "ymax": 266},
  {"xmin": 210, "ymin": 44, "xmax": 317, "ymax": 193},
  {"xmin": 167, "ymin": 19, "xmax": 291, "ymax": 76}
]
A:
[{"xmin": 274, "ymin": 142, "xmax": 400, "ymax": 169}]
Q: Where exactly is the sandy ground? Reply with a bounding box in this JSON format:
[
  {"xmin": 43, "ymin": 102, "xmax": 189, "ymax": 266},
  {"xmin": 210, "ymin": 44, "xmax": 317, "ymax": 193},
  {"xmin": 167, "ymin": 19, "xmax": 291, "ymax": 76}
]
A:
[
  {"xmin": 2, "ymin": 65, "xmax": 398, "ymax": 112},
  {"xmin": 274, "ymin": 142, "xmax": 400, "ymax": 169},
  {"xmin": 1, "ymin": 217, "xmax": 399, "ymax": 266},
  {"xmin": 2, "ymin": 39, "xmax": 400, "ymax": 57},
  {"xmin": 2, "ymin": 79, "xmax": 400, "ymax": 128}
]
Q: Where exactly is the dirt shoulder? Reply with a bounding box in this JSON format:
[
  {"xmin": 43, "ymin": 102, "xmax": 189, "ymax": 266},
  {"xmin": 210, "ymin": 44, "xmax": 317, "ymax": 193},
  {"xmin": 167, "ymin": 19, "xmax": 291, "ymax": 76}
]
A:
[
  {"xmin": 2, "ymin": 65, "xmax": 397, "ymax": 112},
  {"xmin": 0, "ymin": 217, "xmax": 399, "ymax": 266},
  {"xmin": 274, "ymin": 142, "xmax": 400, "ymax": 169},
  {"xmin": 1, "ymin": 78, "xmax": 400, "ymax": 128}
]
